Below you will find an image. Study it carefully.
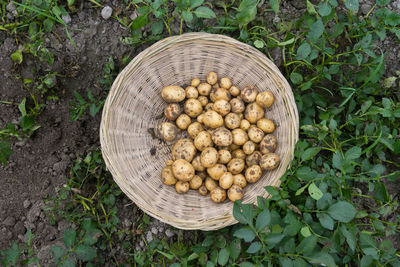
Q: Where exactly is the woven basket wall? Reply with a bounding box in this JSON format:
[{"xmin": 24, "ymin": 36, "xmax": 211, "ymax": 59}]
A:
[{"xmin": 100, "ymin": 33, "xmax": 299, "ymax": 230}]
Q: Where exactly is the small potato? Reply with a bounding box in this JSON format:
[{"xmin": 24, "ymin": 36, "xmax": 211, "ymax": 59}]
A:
[
  {"xmin": 218, "ymin": 149, "xmax": 232, "ymax": 164},
  {"xmin": 257, "ymin": 118, "xmax": 275, "ymax": 133},
  {"xmin": 245, "ymin": 165, "xmax": 262, "ymax": 183},
  {"xmin": 224, "ymin": 113, "xmax": 241, "ymax": 130},
  {"xmin": 194, "ymin": 131, "xmax": 213, "ymax": 151},
  {"xmin": 172, "ymin": 139, "xmax": 197, "ymax": 162},
  {"xmin": 248, "ymin": 126, "xmax": 265, "ymax": 143},
  {"xmin": 205, "ymin": 103, "xmax": 214, "ymax": 111},
  {"xmin": 230, "ymin": 98, "xmax": 245, "ymax": 113},
  {"xmin": 198, "ymin": 185, "xmax": 208, "ymax": 196},
  {"xmin": 228, "ymin": 185, "xmax": 244, "ymax": 202},
  {"xmin": 190, "ymin": 175, "xmax": 203, "ymax": 189},
  {"xmin": 191, "ymin": 78, "xmax": 201, "ymax": 87},
  {"xmin": 187, "ymin": 122, "xmax": 203, "ymax": 139},
  {"xmin": 176, "ymin": 114, "xmax": 191, "ymax": 130},
  {"xmin": 161, "ymin": 166, "xmax": 177, "ymax": 185},
  {"xmin": 184, "ymin": 99, "xmax": 203, "ymax": 118},
  {"xmin": 197, "ymin": 113, "xmax": 205, "ymax": 124},
  {"xmin": 198, "ymin": 83, "xmax": 212, "ymax": 96},
  {"xmin": 205, "ymin": 177, "xmax": 218, "ymax": 191},
  {"xmin": 260, "ymin": 134, "xmax": 278, "ymax": 154},
  {"xmin": 166, "ymin": 160, "xmax": 174, "ymax": 166},
  {"xmin": 240, "ymin": 85, "xmax": 258, "ymax": 103},
  {"xmin": 240, "ymin": 119, "xmax": 251, "ymax": 131},
  {"xmin": 232, "ymin": 128, "xmax": 249, "ymax": 146},
  {"xmin": 164, "ymin": 103, "xmax": 182, "ymax": 121},
  {"xmin": 192, "ymin": 155, "xmax": 205, "ymax": 171},
  {"xmin": 220, "ymin": 77, "xmax": 232, "ymax": 89},
  {"xmin": 243, "ymin": 141, "xmax": 256, "ymax": 155},
  {"xmin": 213, "ymin": 99, "xmax": 231, "ymax": 116},
  {"xmin": 157, "ymin": 121, "xmax": 178, "ymax": 141},
  {"xmin": 244, "ymin": 103, "xmax": 264, "ymax": 123},
  {"xmin": 233, "ymin": 174, "xmax": 247, "ymax": 188},
  {"xmin": 230, "ymin": 143, "xmax": 240, "ymax": 151},
  {"xmin": 185, "ymin": 86, "xmax": 199, "ymax": 99},
  {"xmin": 229, "ymin": 86, "xmax": 240, "ymax": 97},
  {"xmin": 227, "ymin": 158, "xmax": 245, "ymax": 174},
  {"xmin": 210, "ymin": 88, "xmax": 231, "ymax": 102},
  {"xmin": 207, "ymin": 164, "xmax": 227, "ymax": 180},
  {"xmin": 207, "ymin": 71, "xmax": 218, "ymax": 85},
  {"xmin": 198, "ymin": 96, "xmax": 209, "ymax": 106},
  {"xmin": 232, "ymin": 149, "xmax": 246, "ymax": 160},
  {"xmin": 201, "ymin": 147, "xmax": 218, "ymax": 168},
  {"xmin": 246, "ymin": 151, "xmax": 262, "ymax": 167},
  {"xmin": 203, "ymin": 110, "xmax": 224, "ymax": 129},
  {"xmin": 256, "ymin": 91, "xmax": 274, "ymax": 108},
  {"xmin": 176, "ymin": 181, "xmax": 190, "ymax": 193},
  {"xmin": 172, "ymin": 159, "xmax": 195, "ymax": 182},
  {"xmin": 260, "ymin": 153, "xmax": 280, "ymax": 170},
  {"xmin": 161, "ymin": 85, "xmax": 186, "ymax": 103},
  {"xmin": 197, "ymin": 171, "xmax": 207, "ymax": 180},
  {"xmin": 210, "ymin": 187, "xmax": 227, "ymax": 203},
  {"xmin": 211, "ymin": 127, "xmax": 233, "ymax": 147},
  {"xmin": 219, "ymin": 172, "xmax": 234, "ymax": 189}
]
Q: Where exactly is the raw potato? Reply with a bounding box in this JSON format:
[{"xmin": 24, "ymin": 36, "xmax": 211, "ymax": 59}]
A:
[
  {"xmin": 240, "ymin": 86, "xmax": 258, "ymax": 103},
  {"xmin": 176, "ymin": 181, "xmax": 189, "ymax": 193},
  {"xmin": 219, "ymin": 172, "xmax": 234, "ymax": 189},
  {"xmin": 192, "ymin": 155, "xmax": 205, "ymax": 171},
  {"xmin": 157, "ymin": 122, "xmax": 178, "ymax": 141},
  {"xmin": 176, "ymin": 114, "xmax": 191, "ymax": 130},
  {"xmin": 229, "ymin": 86, "xmax": 240, "ymax": 97},
  {"xmin": 257, "ymin": 118, "xmax": 275, "ymax": 133},
  {"xmin": 205, "ymin": 103, "xmax": 214, "ymax": 111},
  {"xmin": 191, "ymin": 78, "xmax": 201, "ymax": 87},
  {"xmin": 233, "ymin": 174, "xmax": 247, "ymax": 188},
  {"xmin": 161, "ymin": 85, "xmax": 186, "ymax": 103},
  {"xmin": 211, "ymin": 127, "xmax": 233, "ymax": 147},
  {"xmin": 194, "ymin": 131, "xmax": 213, "ymax": 151},
  {"xmin": 205, "ymin": 177, "xmax": 218, "ymax": 191},
  {"xmin": 232, "ymin": 128, "xmax": 249, "ymax": 146},
  {"xmin": 198, "ymin": 96, "xmax": 208, "ymax": 106},
  {"xmin": 166, "ymin": 160, "xmax": 174, "ymax": 166},
  {"xmin": 224, "ymin": 113, "xmax": 241, "ymax": 130},
  {"xmin": 232, "ymin": 149, "xmax": 246, "ymax": 160},
  {"xmin": 248, "ymin": 126, "xmax": 265, "ymax": 143},
  {"xmin": 260, "ymin": 153, "xmax": 280, "ymax": 170},
  {"xmin": 220, "ymin": 77, "xmax": 232, "ymax": 89},
  {"xmin": 260, "ymin": 134, "xmax": 277, "ymax": 154},
  {"xmin": 230, "ymin": 98, "xmax": 245, "ymax": 113},
  {"xmin": 198, "ymin": 185, "xmax": 208, "ymax": 196},
  {"xmin": 207, "ymin": 164, "xmax": 227, "ymax": 180},
  {"xmin": 171, "ymin": 139, "xmax": 197, "ymax": 162},
  {"xmin": 227, "ymin": 158, "xmax": 245, "ymax": 174},
  {"xmin": 172, "ymin": 159, "xmax": 195, "ymax": 182},
  {"xmin": 197, "ymin": 171, "xmax": 207, "ymax": 180},
  {"xmin": 184, "ymin": 98, "xmax": 203, "ymax": 118},
  {"xmin": 218, "ymin": 149, "xmax": 232, "ymax": 164},
  {"xmin": 246, "ymin": 151, "xmax": 262, "ymax": 167},
  {"xmin": 228, "ymin": 185, "xmax": 244, "ymax": 202},
  {"xmin": 187, "ymin": 122, "xmax": 204, "ymax": 139},
  {"xmin": 243, "ymin": 141, "xmax": 256, "ymax": 155},
  {"xmin": 210, "ymin": 88, "xmax": 231, "ymax": 102},
  {"xmin": 230, "ymin": 143, "xmax": 240, "ymax": 151},
  {"xmin": 164, "ymin": 103, "xmax": 182, "ymax": 121},
  {"xmin": 190, "ymin": 175, "xmax": 203, "ymax": 189},
  {"xmin": 185, "ymin": 86, "xmax": 199, "ymax": 99},
  {"xmin": 244, "ymin": 103, "xmax": 264, "ymax": 123},
  {"xmin": 197, "ymin": 113, "xmax": 205, "ymax": 124},
  {"xmin": 256, "ymin": 91, "xmax": 274, "ymax": 108},
  {"xmin": 213, "ymin": 99, "xmax": 231, "ymax": 116},
  {"xmin": 207, "ymin": 71, "xmax": 218, "ymax": 85},
  {"xmin": 203, "ymin": 110, "xmax": 224, "ymax": 128},
  {"xmin": 240, "ymin": 119, "xmax": 251, "ymax": 131},
  {"xmin": 210, "ymin": 187, "xmax": 226, "ymax": 203},
  {"xmin": 161, "ymin": 166, "xmax": 177, "ymax": 185},
  {"xmin": 201, "ymin": 147, "xmax": 218, "ymax": 168},
  {"xmin": 198, "ymin": 83, "xmax": 212, "ymax": 96},
  {"xmin": 245, "ymin": 165, "xmax": 262, "ymax": 183}
]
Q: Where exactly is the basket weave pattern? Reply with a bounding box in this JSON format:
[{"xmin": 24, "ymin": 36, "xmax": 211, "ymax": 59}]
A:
[{"xmin": 100, "ymin": 33, "xmax": 299, "ymax": 230}]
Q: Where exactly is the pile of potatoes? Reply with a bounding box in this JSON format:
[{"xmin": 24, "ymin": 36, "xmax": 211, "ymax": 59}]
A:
[{"xmin": 157, "ymin": 72, "xmax": 280, "ymax": 203}]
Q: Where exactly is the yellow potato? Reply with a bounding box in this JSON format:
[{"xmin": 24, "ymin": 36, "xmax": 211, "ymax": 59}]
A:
[
  {"xmin": 211, "ymin": 127, "xmax": 233, "ymax": 147},
  {"xmin": 164, "ymin": 103, "xmax": 182, "ymax": 121},
  {"xmin": 187, "ymin": 122, "xmax": 204, "ymax": 139},
  {"xmin": 227, "ymin": 158, "xmax": 245, "ymax": 174},
  {"xmin": 189, "ymin": 175, "xmax": 203, "ymax": 189},
  {"xmin": 176, "ymin": 114, "xmax": 191, "ymax": 130},
  {"xmin": 198, "ymin": 83, "xmax": 212, "ymax": 96},
  {"xmin": 257, "ymin": 118, "xmax": 275, "ymax": 133},
  {"xmin": 156, "ymin": 121, "xmax": 178, "ymax": 141},
  {"xmin": 229, "ymin": 86, "xmax": 240, "ymax": 97},
  {"xmin": 218, "ymin": 149, "xmax": 232, "ymax": 164},
  {"xmin": 244, "ymin": 103, "xmax": 264, "ymax": 123},
  {"xmin": 210, "ymin": 88, "xmax": 231, "ymax": 102},
  {"xmin": 194, "ymin": 131, "xmax": 213, "ymax": 151},
  {"xmin": 246, "ymin": 151, "xmax": 262, "ymax": 167},
  {"xmin": 242, "ymin": 141, "xmax": 256, "ymax": 155},
  {"xmin": 256, "ymin": 91, "xmax": 274, "ymax": 108},
  {"xmin": 205, "ymin": 177, "xmax": 218, "ymax": 191},
  {"xmin": 203, "ymin": 110, "xmax": 224, "ymax": 128},
  {"xmin": 220, "ymin": 77, "xmax": 232, "ymax": 89},
  {"xmin": 191, "ymin": 78, "xmax": 201, "ymax": 87},
  {"xmin": 192, "ymin": 155, "xmax": 205, "ymax": 171},
  {"xmin": 248, "ymin": 126, "xmax": 265, "ymax": 143},
  {"xmin": 233, "ymin": 174, "xmax": 247, "ymax": 188},
  {"xmin": 161, "ymin": 85, "xmax": 186, "ymax": 103},
  {"xmin": 232, "ymin": 128, "xmax": 249, "ymax": 146},
  {"xmin": 230, "ymin": 98, "xmax": 245, "ymax": 113},
  {"xmin": 184, "ymin": 98, "xmax": 203, "ymax": 118},
  {"xmin": 240, "ymin": 85, "xmax": 258, "ymax": 103},
  {"xmin": 260, "ymin": 153, "xmax": 280, "ymax": 170},
  {"xmin": 224, "ymin": 113, "xmax": 241, "ymax": 130},
  {"xmin": 228, "ymin": 185, "xmax": 244, "ymax": 202},
  {"xmin": 171, "ymin": 138, "xmax": 197, "ymax": 162},
  {"xmin": 240, "ymin": 119, "xmax": 251, "ymax": 131},
  {"xmin": 245, "ymin": 165, "xmax": 262, "ymax": 183},
  {"xmin": 207, "ymin": 71, "xmax": 218, "ymax": 85},
  {"xmin": 200, "ymin": 147, "xmax": 218, "ymax": 168},
  {"xmin": 185, "ymin": 86, "xmax": 199, "ymax": 99},
  {"xmin": 172, "ymin": 159, "xmax": 195, "ymax": 182},
  {"xmin": 259, "ymin": 134, "xmax": 277, "ymax": 154},
  {"xmin": 213, "ymin": 99, "xmax": 231, "ymax": 116},
  {"xmin": 210, "ymin": 187, "xmax": 227, "ymax": 203},
  {"xmin": 198, "ymin": 185, "xmax": 208, "ymax": 196},
  {"xmin": 198, "ymin": 96, "xmax": 209, "ymax": 106},
  {"xmin": 161, "ymin": 166, "xmax": 177, "ymax": 185},
  {"xmin": 175, "ymin": 181, "xmax": 190, "ymax": 193},
  {"xmin": 207, "ymin": 164, "xmax": 227, "ymax": 180},
  {"xmin": 219, "ymin": 172, "xmax": 234, "ymax": 189}
]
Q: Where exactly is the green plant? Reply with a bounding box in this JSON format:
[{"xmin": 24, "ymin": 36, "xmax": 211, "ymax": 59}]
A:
[
  {"xmin": 69, "ymin": 90, "xmax": 104, "ymax": 121},
  {"xmin": 0, "ymin": 229, "xmax": 39, "ymax": 266}
]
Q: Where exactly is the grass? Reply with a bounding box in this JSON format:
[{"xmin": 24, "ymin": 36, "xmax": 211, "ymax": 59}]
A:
[{"xmin": 1, "ymin": 0, "xmax": 400, "ymax": 266}]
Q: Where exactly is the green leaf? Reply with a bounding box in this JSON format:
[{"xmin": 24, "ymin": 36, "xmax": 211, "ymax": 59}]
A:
[
  {"xmin": 308, "ymin": 183, "xmax": 323, "ymax": 200},
  {"xmin": 360, "ymin": 255, "xmax": 374, "ymax": 267},
  {"xmin": 384, "ymin": 10, "xmax": 400, "ymax": 26},
  {"xmin": 300, "ymin": 226, "xmax": 311, "ymax": 237},
  {"xmin": 157, "ymin": 250, "xmax": 174, "ymax": 260},
  {"xmin": 0, "ymin": 142, "xmax": 13, "ymax": 165},
  {"xmin": 75, "ymin": 245, "xmax": 97, "ymax": 261},
  {"xmin": 217, "ymin": 248, "xmax": 229, "ymax": 266},
  {"xmin": 190, "ymin": 0, "xmax": 204, "ymax": 9},
  {"xmin": 345, "ymin": 0, "xmax": 359, "ymax": 12},
  {"xmin": 340, "ymin": 226, "xmax": 357, "ymax": 252},
  {"xmin": 43, "ymin": 18, "xmax": 54, "ymax": 32},
  {"xmin": 332, "ymin": 152, "xmax": 343, "ymax": 170},
  {"xmin": 307, "ymin": 19, "xmax": 324, "ymax": 41},
  {"xmin": 265, "ymin": 233, "xmax": 285, "ymax": 247},
  {"xmin": 327, "ymin": 201, "xmax": 357, "ymax": 223},
  {"xmin": 377, "ymin": 0, "xmax": 390, "ymax": 6},
  {"xmin": 6, "ymin": 242, "xmax": 20, "ymax": 266},
  {"xmin": 18, "ymin": 98, "xmax": 27, "ymax": 117},
  {"xmin": 383, "ymin": 77, "xmax": 397, "ymax": 88},
  {"xmin": 270, "ymin": 0, "xmax": 279, "ymax": 14},
  {"xmin": 318, "ymin": 1, "xmax": 332, "ymax": 16},
  {"xmin": 301, "ymin": 147, "xmax": 321, "ymax": 162},
  {"xmin": 255, "ymin": 210, "xmax": 271, "ymax": 231},
  {"xmin": 240, "ymin": 262, "xmax": 254, "ymax": 267},
  {"xmin": 290, "ymin": 72, "xmax": 303, "ymax": 85},
  {"xmin": 297, "ymin": 43, "xmax": 311, "ymax": 60},
  {"xmin": 194, "ymin": 6, "xmax": 216, "ymax": 19},
  {"xmin": 51, "ymin": 245, "xmax": 66, "ymax": 262},
  {"xmin": 296, "ymin": 235, "xmax": 317, "ymax": 254},
  {"xmin": 309, "ymin": 252, "xmax": 337, "ymax": 267},
  {"xmin": 237, "ymin": 0, "xmax": 257, "ymax": 27},
  {"xmin": 130, "ymin": 14, "xmax": 149, "ymax": 30},
  {"xmin": 253, "ymin": 40, "xmax": 264, "ymax": 48},
  {"xmin": 11, "ymin": 49, "xmax": 23, "ymax": 64},
  {"xmin": 233, "ymin": 227, "xmax": 255, "ymax": 242},
  {"xmin": 62, "ymin": 228, "xmax": 76, "ymax": 247},
  {"xmin": 306, "ymin": 0, "xmax": 317, "ymax": 15},
  {"xmin": 182, "ymin": 10, "xmax": 194, "ymax": 22},
  {"xmin": 229, "ymin": 239, "xmax": 241, "ymax": 260},
  {"xmin": 246, "ymin": 242, "xmax": 262, "ymax": 253},
  {"xmin": 317, "ymin": 213, "xmax": 334, "ymax": 230},
  {"xmin": 151, "ymin": 21, "xmax": 164, "ymax": 35},
  {"xmin": 345, "ymin": 147, "xmax": 361, "ymax": 160}
]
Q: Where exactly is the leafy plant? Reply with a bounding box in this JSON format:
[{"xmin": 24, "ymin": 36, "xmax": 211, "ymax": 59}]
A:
[
  {"xmin": 0, "ymin": 229, "xmax": 39, "ymax": 266},
  {"xmin": 69, "ymin": 90, "xmax": 104, "ymax": 121}
]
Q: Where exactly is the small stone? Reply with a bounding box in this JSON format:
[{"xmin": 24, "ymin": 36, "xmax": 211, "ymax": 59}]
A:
[
  {"xmin": 165, "ymin": 229, "xmax": 174, "ymax": 238},
  {"xmin": 62, "ymin": 13, "xmax": 72, "ymax": 24},
  {"xmin": 360, "ymin": 3, "xmax": 372, "ymax": 15},
  {"xmin": 146, "ymin": 231, "xmax": 153, "ymax": 243},
  {"xmin": 130, "ymin": 11, "xmax": 138, "ymax": 21},
  {"xmin": 2, "ymin": 216, "xmax": 15, "ymax": 226},
  {"xmin": 151, "ymin": 227, "xmax": 158, "ymax": 235},
  {"xmin": 24, "ymin": 221, "xmax": 36, "ymax": 231},
  {"xmin": 139, "ymin": 240, "xmax": 144, "ymax": 247},
  {"xmin": 158, "ymin": 226, "xmax": 164, "ymax": 233},
  {"xmin": 27, "ymin": 201, "xmax": 44, "ymax": 223},
  {"xmin": 6, "ymin": 2, "xmax": 16, "ymax": 12},
  {"xmin": 14, "ymin": 221, "xmax": 25, "ymax": 235},
  {"xmin": 23, "ymin": 199, "xmax": 31, "ymax": 209},
  {"xmin": 101, "ymin": 6, "xmax": 113, "ymax": 20}
]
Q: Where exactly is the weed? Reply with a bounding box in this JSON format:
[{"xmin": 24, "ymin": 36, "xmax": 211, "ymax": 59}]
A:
[{"xmin": 0, "ymin": 229, "xmax": 39, "ymax": 266}]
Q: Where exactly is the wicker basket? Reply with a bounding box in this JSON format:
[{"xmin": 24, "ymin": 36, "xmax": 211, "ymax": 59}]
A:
[{"xmin": 100, "ymin": 33, "xmax": 299, "ymax": 230}]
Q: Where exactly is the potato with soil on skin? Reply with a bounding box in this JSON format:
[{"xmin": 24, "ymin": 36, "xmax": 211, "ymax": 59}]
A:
[
  {"xmin": 260, "ymin": 134, "xmax": 278, "ymax": 154},
  {"xmin": 219, "ymin": 172, "xmax": 234, "ymax": 189},
  {"xmin": 246, "ymin": 151, "xmax": 262, "ymax": 167},
  {"xmin": 227, "ymin": 158, "xmax": 245, "ymax": 174},
  {"xmin": 218, "ymin": 149, "xmax": 232, "ymax": 164},
  {"xmin": 244, "ymin": 102, "xmax": 264, "ymax": 123},
  {"xmin": 257, "ymin": 118, "xmax": 275, "ymax": 133},
  {"xmin": 210, "ymin": 187, "xmax": 227, "ymax": 203},
  {"xmin": 205, "ymin": 177, "xmax": 218, "ymax": 191},
  {"xmin": 240, "ymin": 85, "xmax": 258, "ymax": 103},
  {"xmin": 197, "ymin": 113, "xmax": 205, "ymax": 124},
  {"xmin": 191, "ymin": 78, "xmax": 201, "ymax": 87},
  {"xmin": 171, "ymin": 138, "xmax": 197, "ymax": 162},
  {"xmin": 175, "ymin": 181, "xmax": 189, "ymax": 193},
  {"xmin": 197, "ymin": 171, "xmax": 207, "ymax": 180},
  {"xmin": 220, "ymin": 77, "xmax": 232, "ymax": 89},
  {"xmin": 161, "ymin": 166, "xmax": 177, "ymax": 185},
  {"xmin": 187, "ymin": 122, "xmax": 203, "ymax": 139},
  {"xmin": 230, "ymin": 98, "xmax": 245, "ymax": 113},
  {"xmin": 229, "ymin": 86, "xmax": 240, "ymax": 97},
  {"xmin": 233, "ymin": 174, "xmax": 247, "ymax": 188},
  {"xmin": 232, "ymin": 149, "xmax": 246, "ymax": 160},
  {"xmin": 224, "ymin": 113, "xmax": 241, "ymax": 130},
  {"xmin": 210, "ymin": 88, "xmax": 231, "ymax": 102},
  {"xmin": 207, "ymin": 164, "xmax": 227, "ymax": 180},
  {"xmin": 172, "ymin": 159, "xmax": 195, "ymax": 182},
  {"xmin": 256, "ymin": 91, "xmax": 274, "ymax": 108},
  {"xmin": 161, "ymin": 85, "xmax": 186, "ymax": 103},
  {"xmin": 245, "ymin": 165, "xmax": 263, "ymax": 183},
  {"xmin": 194, "ymin": 131, "xmax": 213, "ymax": 151},
  {"xmin": 198, "ymin": 83, "xmax": 212, "ymax": 96},
  {"xmin": 211, "ymin": 127, "xmax": 233, "ymax": 147},
  {"xmin": 248, "ymin": 126, "xmax": 265, "ymax": 143},
  {"xmin": 230, "ymin": 143, "xmax": 240, "ymax": 151},
  {"xmin": 207, "ymin": 71, "xmax": 218, "ymax": 85},
  {"xmin": 189, "ymin": 175, "xmax": 203, "ymax": 189},
  {"xmin": 203, "ymin": 110, "xmax": 224, "ymax": 129},
  {"xmin": 184, "ymin": 98, "xmax": 203, "ymax": 118},
  {"xmin": 228, "ymin": 185, "xmax": 244, "ymax": 202},
  {"xmin": 204, "ymin": 103, "xmax": 214, "ymax": 111},
  {"xmin": 192, "ymin": 155, "xmax": 204, "ymax": 172},
  {"xmin": 232, "ymin": 128, "xmax": 249, "ymax": 146},
  {"xmin": 156, "ymin": 121, "xmax": 178, "ymax": 141},
  {"xmin": 164, "ymin": 103, "xmax": 182, "ymax": 121},
  {"xmin": 213, "ymin": 99, "xmax": 231, "ymax": 116},
  {"xmin": 200, "ymin": 147, "xmax": 218, "ymax": 168},
  {"xmin": 242, "ymin": 140, "xmax": 256, "ymax": 155},
  {"xmin": 240, "ymin": 119, "xmax": 251, "ymax": 131},
  {"xmin": 260, "ymin": 153, "xmax": 280, "ymax": 170},
  {"xmin": 176, "ymin": 114, "xmax": 191, "ymax": 130},
  {"xmin": 198, "ymin": 96, "xmax": 208, "ymax": 106},
  {"xmin": 166, "ymin": 160, "xmax": 174, "ymax": 166},
  {"xmin": 198, "ymin": 185, "xmax": 208, "ymax": 196},
  {"xmin": 185, "ymin": 86, "xmax": 199, "ymax": 99}
]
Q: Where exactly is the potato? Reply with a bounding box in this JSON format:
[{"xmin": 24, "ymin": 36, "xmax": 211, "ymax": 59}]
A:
[
  {"xmin": 256, "ymin": 91, "xmax": 274, "ymax": 108},
  {"xmin": 187, "ymin": 122, "xmax": 203, "ymax": 139},
  {"xmin": 219, "ymin": 172, "xmax": 234, "ymax": 189},
  {"xmin": 176, "ymin": 181, "xmax": 189, "ymax": 193},
  {"xmin": 203, "ymin": 110, "xmax": 224, "ymax": 128},
  {"xmin": 197, "ymin": 171, "xmax": 207, "ymax": 180},
  {"xmin": 227, "ymin": 158, "xmax": 245, "ymax": 174},
  {"xmin": 205, "ymin": 103, "xmax": 214, "ymax": 111},
  {"xmin": 224, "ymin": 113, "xmax": 241, "ymax": 130},
  {"xmin": 213, "ymin": 99, "xmax": 231, "ymax": 116},
  {"xmin": 201, "ymin": 147, "xmax": 218, "ymax": 168},
  {"xmin": 246, "ymin": 151, "xmax": 262, "ymax": 167},
  {"xmin": 198, "ymin": 185, "xmax": 208, "ymax": 196},
  {"xmin": 233, "ymin": 174, "xmax": 247, "ymax": 188},
  {"xmin": 230, "ymin": 143, "xmax": 240, "ymax": 151},
  {"xmin": 198, "ymin": 83, "xmax": 212, "ymax": 96},
  {"xmin": 190, "ymin": 175, "xmax": 203, "ymax": 189},
  {"xmin": 244, "ymin": 103, "xmax": 264, "ymax": 123},
  {"xmin": 197, "ymin": 113, "xmax": 205, "ymax": 124},
  {"xmin": 172, "ymin": 139, "xmax": 197, "ymax": 162},
  {"xmin": 157, "ymin": 122, "xmax": 178, "ymax": 141},
  {"xmin": 205, "ymin": 177, "xmax": 218, "ymax": 191},
  {"xmin": 164, "ymin": 103, "xmax": 182, "ymax": 121},
  {"xmin": 191, "ymin": 78, "xmax": 201, "ymax": 87},
  {"xmin": 176, "ymin": 114, "xmax": 191, "ymax": 130},
  {"xmin": 207, "ymin": 164, "xmax": 227, "ymax": 180},
  {"xmin": 198, "ymin": 96, "xmax": 208, "ymax": 106},
  {"xmin": 161, "ymin": 85, "xmax": 186, "ymax": 103},
  {"xmin": 248, "ymin": 126, "xmax": 265, "ymax": 143},
  {"xmin": 242, "ymin": 141, "xmax": 256, "ymax": 155},
  {"xmin": 220, "ymin": 77, "xmax": 232, "ymax": 89},
  {"xmin": 207, "ymin": 71, "xmax": 218, "ymax": 85},
  {"xmin": 218, "ymin": 149, "xmax": 232, "ymax": 164},
  {"xmin": 260, "ymin": 134, "xmax": 277, "ymax": 154},
  {"xmin": 257, "ymin": 118, "xmax": 275, "ymax": 133},
  {"xmin": 166, "ymin": 160, "xmax": 174, "ymax": 166},
  {"xmin": 228, "ymin": 185, "xmax": 244, "ymax": 202},
  {"xmin": 232, "ymin": 128, "xmax": 249, "ymax": 146},
  {"xmin": 184, "ymin": 98, "xmax": 203, "ymax": 118},
  {"xmin": 210, "ymin": 88, "xmax": 231, "ymax": 102},
  {"xmin": 211, "ymin": 127, "xmax": 233, "ymax": 147},
  {"xmin": 230, "ymin": 98, "xmax": 245, "ymax": 113},
  {"xmin": 240, "ymin": 85, "xmax": 258, "ymax": 103},
  {"xmin": 172, "ymin": 159, "xmax": 195, "ymax": 182},
  {"xmin": 260, "ymin": 153, "xmax": 280, "ymax": 170},
  {"xmin": 194, "ymin": 131, "xmax": 213, "ymax": 151},
  {"xmin": 161, "ymin": 166, "xmax": 177, "ymax": 185},
  {"xmin": 213, "ymin": 83, "xmax": 220, "ymax": 89},
  {"xmin": 192, "ymin": 155, "xmax": 205, "ymax": 171},
  {"xmin": 232, "ymin": 149, "xmax": 246, "ymax": 160},
  {"xmin": 245, "ymin": 165, "xmax": 262, "ymax": 183},
  {"xmin": 229, "ymin": 86, "xmax": 240, "ymax": 97},
  {"xmin": 185, "ymin": 86, "xmax": 199, "ymax": 99},
  {"xmin": 240, "ymin": 119, "xmax": 251, "ymax": 131},
  {"xmin": 210, "ymin": 187, "xmax": 226, "ymax": 203}
]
